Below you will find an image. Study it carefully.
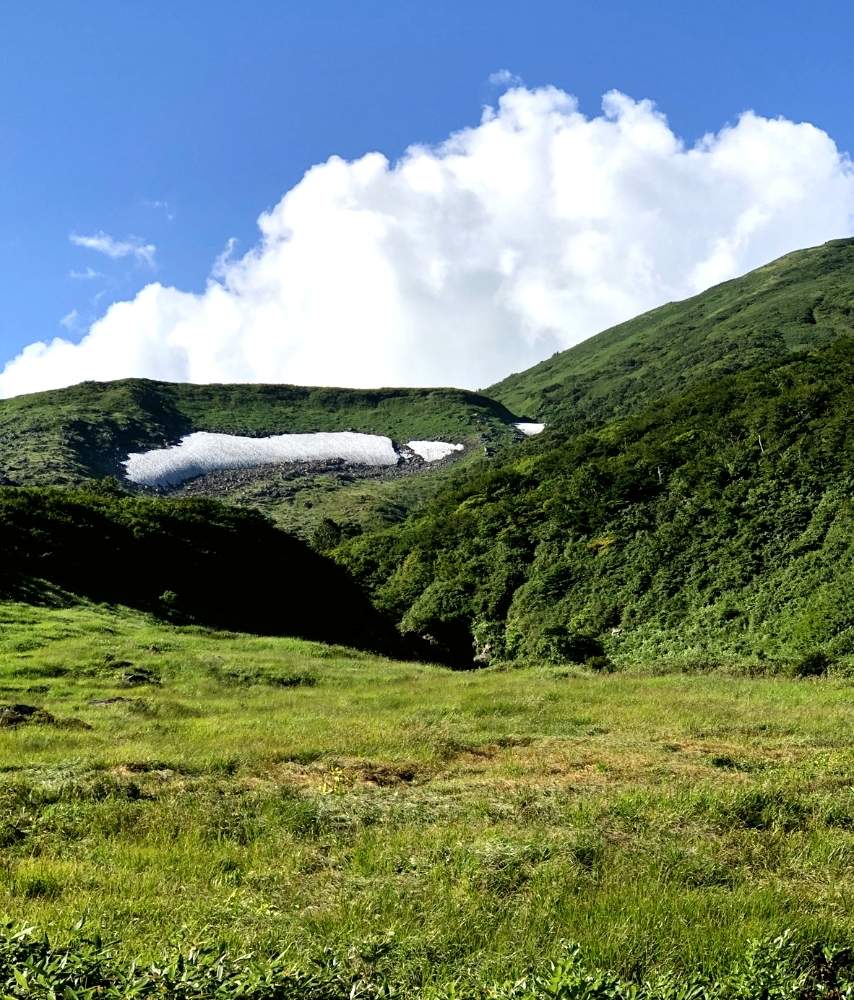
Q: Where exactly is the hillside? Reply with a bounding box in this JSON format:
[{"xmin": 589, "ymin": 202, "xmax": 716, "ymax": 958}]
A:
[
  {"xmin": 0, "ymin": 484, "xmax": 398, "ymax": 652},
  {"xmin": 489, "ymin": 237, "xmax": 854, "ymax": 425},
  {"xmin": 0, "ymin": 240, "xmax": 850, "ymax": 666},
  {"xmin": 338, "ymin": 335, "xmax": 853, "ymax": 668},
  {"xmin": 323, "ymin": 240, "xmax": 854, "ymax": 668},
  {"xmin": 0, "ymin": 379, "xmax": 519, "ymax": 486}
]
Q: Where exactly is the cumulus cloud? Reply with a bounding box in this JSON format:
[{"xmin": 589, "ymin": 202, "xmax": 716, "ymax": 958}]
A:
[
  {"xmin": 2, "ymin": 86, "xmax": 853, "ymax": 398},
  {"xmin": 69, "ymin": 231, "xmax": 156, "ymax": 266}
]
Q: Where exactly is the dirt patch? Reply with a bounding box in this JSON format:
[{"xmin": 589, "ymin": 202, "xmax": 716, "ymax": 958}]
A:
[
  {"xmin": 0, "ymin": 703, "xmax": 50, "ymax": 727},
  {"xmin": 255, "ymin": 757, "xmax": 429, "ymax": 793},
  {"xmin": 119, "ymin": 667, "xmax": 162, "ymax": 687},
  {"xmin": 109, "ymin": 762, "xmax": 181, "ymax": 784},
  {"xmin": 0, "ymin": 702, "xmax": 91, "ymax": 730},
  {"xmin": 355, "ymin": 762, "xmax": 419, "ymax": 786}
]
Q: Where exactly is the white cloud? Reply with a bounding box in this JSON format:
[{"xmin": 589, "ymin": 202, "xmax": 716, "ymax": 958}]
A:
[
  {"xmin": 59, "ymin": 309, "xmax": 79, "ymax": 330},
  {"xmin": 488, "ymin": 68, "xmax": 523, "ymax": 88},
  {"xmin": 212, "ymin": 237, "xmax": 238, "ymax": 280},
  {"xmin": 69, "ymin": 231, "xmax": 156, "ymax": 266},
  {"xmin": 2, "ymin": 86, "xmax": 853, "ymax": 399},
  {"xmin": 69, "ymin": 266, "xmax": 103, "ymax": 280}
]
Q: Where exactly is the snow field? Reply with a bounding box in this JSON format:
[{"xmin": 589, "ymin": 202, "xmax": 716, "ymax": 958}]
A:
[
  {"xmin": 406, "ymin": 441, "xmax": 464, "ymax": 462},
  {"xmin": 124, "ymin": 430, "xmax": 465, "ymax": 488}
]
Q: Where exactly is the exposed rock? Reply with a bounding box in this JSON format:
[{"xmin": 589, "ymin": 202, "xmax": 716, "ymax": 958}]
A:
[
  {"xmin": 130, "ymin": 446, "xmax": 467, "ymax": 501},
  {"xmin": 473, "ymin": 641, "xmax": 493, "ymax": 666}
]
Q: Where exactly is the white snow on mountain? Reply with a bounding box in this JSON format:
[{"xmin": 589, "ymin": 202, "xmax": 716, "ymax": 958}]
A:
[
  {"xmin": 123, "ymin": 430, "xmax": 465, "ymax": 487},
  {"xmin": 514, "ymin": 423, "xmax": 545, "ymax": 436},
  {"xmin": 406, "ymin": 441, "xmax": 464, "ymax": 462}
]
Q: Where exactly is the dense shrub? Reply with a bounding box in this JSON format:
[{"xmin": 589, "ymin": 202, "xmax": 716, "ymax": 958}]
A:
[
  {"xmin": 0, "ymin": 486, "xmax": 398, "ymax": 653},
  {"xmin": 337, "ymin": 339, "xmax": 853, "ymax": 667},
  {"xmin": 0, "ymin": 925, "xmax": 851, "ymax": 998}
]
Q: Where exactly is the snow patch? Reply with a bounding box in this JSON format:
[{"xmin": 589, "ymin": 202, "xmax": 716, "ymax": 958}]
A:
[
  {"xmin": 514, "ymin": 422, "xmax": 545, "ymax": 436},
  {"xmin": 406, "ymin": 440, "xmax": 464, "ymax": 462},
  {"xmin": 123, "ymin": 431, "xmax": 465, "ymax": 488}
]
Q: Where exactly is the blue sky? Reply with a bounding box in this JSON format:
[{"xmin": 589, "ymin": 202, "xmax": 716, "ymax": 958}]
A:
[{"xmin": 2, "ymin": 0, "xmax": 854, "ymax": 393}]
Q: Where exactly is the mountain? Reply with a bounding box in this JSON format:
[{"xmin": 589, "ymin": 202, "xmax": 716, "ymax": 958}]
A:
[
  {"xmin": 0, "ymin": 379, "xmax": 519, "ymax": 486},
  {"xmin": 0, "ymin": 239, "xmax": 851, "ymax": 668},
  {"xmin": 489, "ymin": 237, "xmax": 854, "ymax": 426},
  {"xmin": 335, "ymin": 240, "xmax": 854, "ymax": 669},
  {"xmin": 0, "ymin": 379, "xmax": 523, "ymax": 539}
]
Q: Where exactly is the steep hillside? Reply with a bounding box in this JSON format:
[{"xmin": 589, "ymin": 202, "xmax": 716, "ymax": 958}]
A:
[
  {"xmin": 0, "ymin": 484, "xmax": 398, "ymax": 652},
  {"xmin": 0, "ymin": 379, "xmax": 519, "ymax": 486},
  {"xmin": 490, "ymin": 238, "xmax": 854, "ymax": 425},
  {"xmin": 338, "ymin": 336, "xmax": 853, "ymax": 668},
  {"xmin": 331, "ymin": 240, "xmax": 854, "ymax": 669}
]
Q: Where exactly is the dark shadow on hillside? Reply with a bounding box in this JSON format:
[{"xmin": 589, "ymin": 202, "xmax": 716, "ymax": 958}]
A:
[{"xmin": 0, "ymin": 484, "xmax": 400, "ymax": 655}]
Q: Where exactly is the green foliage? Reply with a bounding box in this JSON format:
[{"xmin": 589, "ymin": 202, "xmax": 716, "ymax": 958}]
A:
[
  {"xmin": 338, "ymin": 337, "xmax": 853, "ymax": 666},
  {"xmin": 0, "ymin": 486, "xmax": 398, "ymax": 651},
  {"xmin": 0, "ymin": 926, "xmax": 852, "ymax": 998},
  {"xmin": 312, "ymin": 516, "xmax": 347, "ymax": 552},
  {"xmin": 333, "ymin": 240, "xmax": 854, "ymax": 667}
]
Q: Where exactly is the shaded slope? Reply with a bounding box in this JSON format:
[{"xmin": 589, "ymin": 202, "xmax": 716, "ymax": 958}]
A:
[
  {"xmin": 489, "ymin": 238, "xmax": 854, "ymax": 425},
  {"xmin": 0, "ymin": 484, "xmax": 399, "ymax": 652}
]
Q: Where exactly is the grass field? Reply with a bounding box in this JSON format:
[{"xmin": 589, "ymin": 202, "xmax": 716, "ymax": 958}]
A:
[{"xmin": 2, "ymin": 601, "xmax": 854, "ymax": 995}]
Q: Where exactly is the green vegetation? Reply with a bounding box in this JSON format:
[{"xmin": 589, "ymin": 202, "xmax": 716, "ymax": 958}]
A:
[
  {"xmin": 174, "ymin": 448, "xmax": 488, "ymax": 541},
  {"xmin": 338, "ymin": 336, "xmax": 852, "ymax": 667},
  {"xmin": 0, "ymin": 379, "xmax": 519, "ymax": 485},
  {"xmin": 489, "ymin": 237, "xmax": 854, "ymax": 425},
  {"xmin": 2, "ymin": 603, "xmax": 854, "ymax": 996},
  {"xmin": 0, "ymin": 239, "xmax": 852, "ymax": 993},
  {"xmin": 6, "ymin": 241, "xmax": 849, "ymax": 666},
  {"xmin": 0, "ymin": 484, "xmax": 396, "ymax": 652}
]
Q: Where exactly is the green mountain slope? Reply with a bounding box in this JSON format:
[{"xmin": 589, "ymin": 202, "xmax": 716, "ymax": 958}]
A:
[
  {"xmin": 329, "ymin": 239, "xmax": 854, "ymax": 669},
  {"xmin": 489, "ymin": 238, "xmax": 854, "ymax": 425},
  {"xmin": 0, "ymin": 240, "xmax": 850, "ymax": 668},
  {"xmin": 338, "ymin": 335, "xmax": 853, "ymax": 669},
  {"xmin": 0, "ymin": 483, "xmax": 398, "ymax": 652},
  {"xmin": 0, "ymin": 379, "xmax": 519, "ymax": 486}
]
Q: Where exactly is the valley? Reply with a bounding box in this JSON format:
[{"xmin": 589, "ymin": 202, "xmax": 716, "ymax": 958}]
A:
[{"xmin": 0, "ymin": 239, "xmax": 851, "ymax": 996}]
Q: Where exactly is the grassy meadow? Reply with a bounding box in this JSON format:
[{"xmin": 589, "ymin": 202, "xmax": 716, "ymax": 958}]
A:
[{"xmin": 2, "ymin": 601, "xmax": 854, "ymax": 996}]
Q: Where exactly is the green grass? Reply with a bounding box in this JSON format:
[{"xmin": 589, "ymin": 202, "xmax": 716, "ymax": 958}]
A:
[
  {"xmin": 489, "ymin": 237, "xmax": 854, "ymax": 424},
  {"xmin": 2, "ymin": 602, "xmax": 854, "ymax": 994}
]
